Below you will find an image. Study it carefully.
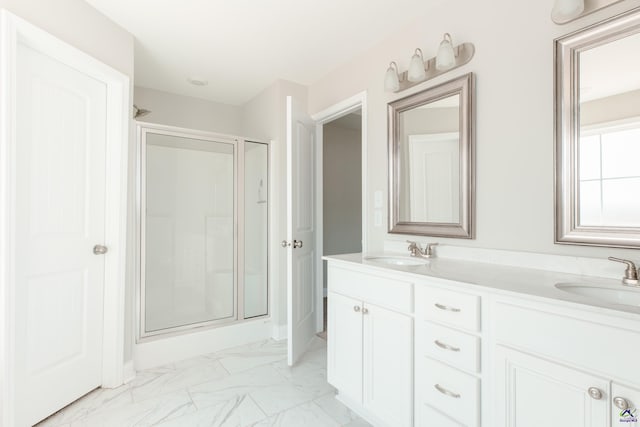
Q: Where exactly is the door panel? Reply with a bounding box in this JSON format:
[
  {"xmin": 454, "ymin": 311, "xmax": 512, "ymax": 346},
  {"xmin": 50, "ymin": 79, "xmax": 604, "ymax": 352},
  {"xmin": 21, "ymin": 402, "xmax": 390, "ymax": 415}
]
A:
[
  {"xmin": 15, "ymin": 42, "xmax": 107, "ymax": 426},
  {"xmin": 611, "ymin": 383, "xmax": 640, "ymax": 426},
  {"xmin": 362, "ymin": 303, "xmax": 413, "ymax": 427},
  {"xmin": 495, "ymin": 346, "xmax": 609, "ymax": 427},
  {"xmin": 286, "ymin": 96, "xmax": 317, "ymax": 366}
]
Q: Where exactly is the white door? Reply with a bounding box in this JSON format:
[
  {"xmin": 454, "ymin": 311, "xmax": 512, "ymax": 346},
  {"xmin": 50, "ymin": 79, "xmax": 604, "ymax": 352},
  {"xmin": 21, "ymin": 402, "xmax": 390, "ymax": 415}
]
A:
[
  {"xmin": 14, "ymin": 41, "xmax": 108, "ymax": 426},
  {"xmin": 408, "ymin": 133, "xmax": 460, "ymax": 223},
  {"xmin": 495, "ymin": 345, "xmax": 609, "ymax": 427},
  {"xmin": 286, "ymin": 95, "xmax": 317, "ymax": 366}
]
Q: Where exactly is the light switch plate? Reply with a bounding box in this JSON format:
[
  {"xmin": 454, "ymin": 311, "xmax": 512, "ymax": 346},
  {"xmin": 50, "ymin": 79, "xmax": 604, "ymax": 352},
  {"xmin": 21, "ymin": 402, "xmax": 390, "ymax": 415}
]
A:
[
  {"xmin": 374, "ymin": 191, "xmax": 383, "ymax": 208},
  {"xmin": 374, "ymin": 210, "xmax": 383, "ymax": 227}
]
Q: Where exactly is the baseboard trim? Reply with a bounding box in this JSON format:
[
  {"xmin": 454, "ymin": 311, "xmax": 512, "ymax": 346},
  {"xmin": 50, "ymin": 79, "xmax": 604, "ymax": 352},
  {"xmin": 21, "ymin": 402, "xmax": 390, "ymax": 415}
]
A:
[{"xmin": 123, "ymin": 360, "xmax": 136, "ymax": 384}]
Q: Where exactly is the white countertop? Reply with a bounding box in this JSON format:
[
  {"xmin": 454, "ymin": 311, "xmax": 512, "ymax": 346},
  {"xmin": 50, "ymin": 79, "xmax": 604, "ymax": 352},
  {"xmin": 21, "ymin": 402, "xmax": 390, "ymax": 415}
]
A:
[{"xmin": 324, "ymin": 252, "xmax": 640, "ymax": 319}]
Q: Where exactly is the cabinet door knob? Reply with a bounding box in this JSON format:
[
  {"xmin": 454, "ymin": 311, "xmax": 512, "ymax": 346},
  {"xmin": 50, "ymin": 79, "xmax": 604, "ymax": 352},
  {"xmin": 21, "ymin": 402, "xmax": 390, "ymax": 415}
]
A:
[
  {"xmin": 434, "ymin": 303, "xmax": 461, "ymax": 313},
  {"xmin": 614, "ymin": 396, "xmax": 630, "ymax": 410},
  {"xmin": 293, "ymin": 240, "xmax": 303, "ymax": 249},
  {"xmin": 353, "ymin": 306, "xmax": 361, "ymax": 312},
  {"xmin": 362, "ymin": 307, "xmax": 369, "ymax": 314},
  {"xmin": 587, "ymin": 387, "xmax": 603, "ymax": 400}
]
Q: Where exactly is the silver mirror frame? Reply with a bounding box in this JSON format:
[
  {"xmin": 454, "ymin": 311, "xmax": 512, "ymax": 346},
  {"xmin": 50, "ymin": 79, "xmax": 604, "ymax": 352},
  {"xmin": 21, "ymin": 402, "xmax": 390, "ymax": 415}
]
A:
[
  {"xmin": 555, "ymin": 7, "xmax": 640, "ymax": 248},
  {"xmin": 388, "ymin": 72, "xmax": 475, "ymax": 238}
]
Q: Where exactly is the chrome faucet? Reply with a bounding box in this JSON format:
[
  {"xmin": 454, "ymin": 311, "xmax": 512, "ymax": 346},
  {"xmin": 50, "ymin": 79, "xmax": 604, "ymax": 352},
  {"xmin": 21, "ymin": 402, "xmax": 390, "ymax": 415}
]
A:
[
  {"xmin": 608, "ymin": 257, "xmax": 639, "ymax": 286},
  {"xmin": 407, "ymin": 240, "xmax": 438, "ymax": 258}
]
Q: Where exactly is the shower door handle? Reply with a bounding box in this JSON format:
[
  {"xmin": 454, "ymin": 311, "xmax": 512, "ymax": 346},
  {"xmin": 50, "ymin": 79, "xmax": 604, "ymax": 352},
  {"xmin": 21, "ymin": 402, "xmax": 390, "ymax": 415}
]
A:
[{"xmin": 293, "ymin": 240, "xmax": 303, "ymax": 249}]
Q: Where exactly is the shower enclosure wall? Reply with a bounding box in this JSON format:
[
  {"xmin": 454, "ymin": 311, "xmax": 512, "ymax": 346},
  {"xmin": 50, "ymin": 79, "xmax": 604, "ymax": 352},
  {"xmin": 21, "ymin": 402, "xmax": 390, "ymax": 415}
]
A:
[{"xmin": 137, "ymin": 124, "xmax": 269, "ymax": 338}]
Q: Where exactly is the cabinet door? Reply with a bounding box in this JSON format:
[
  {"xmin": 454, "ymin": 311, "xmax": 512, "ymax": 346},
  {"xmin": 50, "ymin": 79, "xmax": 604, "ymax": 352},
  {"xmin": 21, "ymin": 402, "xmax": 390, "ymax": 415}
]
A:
[
  {"xmin": 327, "ymin": 292, "xmax": 363, "ymax": 402},
  {"xmin": 611, "ymin": 383, "xmax": 640, "ymax": 426},
  {"xmin": 363, "ymin": 303, "xmax": 413, "ymax": 427},
  {"xmin": 495, "ymin": 346, "xmax": 608, "ymax": 427}
]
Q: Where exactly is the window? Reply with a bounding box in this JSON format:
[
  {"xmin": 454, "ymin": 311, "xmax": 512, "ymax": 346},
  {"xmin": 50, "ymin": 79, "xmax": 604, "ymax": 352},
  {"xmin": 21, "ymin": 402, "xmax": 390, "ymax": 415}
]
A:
[{"xmin": 579, "ymin": 120, "xmax": 640, "ymax": 227}]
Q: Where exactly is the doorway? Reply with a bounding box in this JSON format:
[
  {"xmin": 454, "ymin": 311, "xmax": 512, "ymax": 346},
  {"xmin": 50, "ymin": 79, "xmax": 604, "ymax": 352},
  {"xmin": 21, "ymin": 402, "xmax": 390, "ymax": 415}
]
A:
[
  {"xmin": 319, "ymin": 111, "xmax": 363, "ymax": 337},
  {"xmin": 312, "ymin": 92, "xmax": 367, "ymax": 340}
]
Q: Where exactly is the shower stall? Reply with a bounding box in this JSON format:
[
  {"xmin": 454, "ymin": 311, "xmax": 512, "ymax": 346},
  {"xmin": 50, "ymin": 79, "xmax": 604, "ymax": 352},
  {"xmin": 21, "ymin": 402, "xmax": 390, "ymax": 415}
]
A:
[{"xmin": 137, "ymin": 124, "xmax": 269, "ymax": 338}]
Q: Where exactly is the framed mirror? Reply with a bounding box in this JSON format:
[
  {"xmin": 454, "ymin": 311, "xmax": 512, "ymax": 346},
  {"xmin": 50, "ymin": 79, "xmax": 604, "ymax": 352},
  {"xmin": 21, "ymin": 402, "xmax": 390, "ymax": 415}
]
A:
[
  {"xmin": 555, "ymin": 8, "xmax": 640, "ymax": 248},
  {"xmin": 388, "ymin": 73, "xmax": 474, "ymax": 238}
]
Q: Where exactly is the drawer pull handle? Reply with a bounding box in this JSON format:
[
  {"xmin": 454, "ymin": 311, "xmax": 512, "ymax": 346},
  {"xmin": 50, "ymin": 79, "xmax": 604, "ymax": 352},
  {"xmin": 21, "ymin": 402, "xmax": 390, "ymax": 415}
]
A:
[
  {"xmin": 435, "ymin": 384, "xmax": 461, "ymax": 399},
  {"xmin": 434, "ymin": 303, "xmax": 461, "ymax": 312},
  {"xmin": 434, "ymin": 340, "xmax": 460, "ymax": 352}
]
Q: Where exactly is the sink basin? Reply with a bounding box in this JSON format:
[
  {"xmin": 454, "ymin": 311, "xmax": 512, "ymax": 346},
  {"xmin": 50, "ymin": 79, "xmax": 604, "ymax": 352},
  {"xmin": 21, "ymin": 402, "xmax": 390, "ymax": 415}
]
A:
[
  {"xmin": 555, "ymin": 282, "xmax": 640, "ymax": 307},
  {"xmin": 363, "ymin": 256, "xmax": 429, "ymax": 266}
]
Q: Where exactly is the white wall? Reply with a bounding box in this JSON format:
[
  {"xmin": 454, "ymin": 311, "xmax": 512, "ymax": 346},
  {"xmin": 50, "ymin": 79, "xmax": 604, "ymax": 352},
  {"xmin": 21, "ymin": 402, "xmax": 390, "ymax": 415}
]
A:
[
  {"xmin": 134, "ymin": 86, "xmax": 242, "ymax": 135},
  {"xmin": 308, "ymin": 0, "xmax": 640, "ymax": 261},
  {"xmin": 581, "ymin": 89, "xmax": 640, "ymax": 126}
]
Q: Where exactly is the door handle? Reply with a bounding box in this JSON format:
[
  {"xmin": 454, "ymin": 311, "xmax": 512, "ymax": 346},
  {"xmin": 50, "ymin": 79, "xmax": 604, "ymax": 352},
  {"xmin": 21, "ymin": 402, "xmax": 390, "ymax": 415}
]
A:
[
  {"xmin": 281, "ymin": 240, "xmax": 291, "ymax": 248},
  {"xmin": 93, "ymin": 244, "xmax": 108, "ymax": 255},
  {"xmin": 293, "ymin": 240, "xmax": 303, "ymax": 249}
]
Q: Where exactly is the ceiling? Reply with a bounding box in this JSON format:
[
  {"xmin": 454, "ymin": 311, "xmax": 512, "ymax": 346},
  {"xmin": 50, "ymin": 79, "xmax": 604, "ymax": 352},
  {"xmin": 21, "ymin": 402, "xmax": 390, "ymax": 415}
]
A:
[
  {"xmin": 580, "ymin": 31, "xmax": 640, "ymax": 102},
  {"xmin": 85, "ymin": 0, "xmax": 443, "ymax": 106}
]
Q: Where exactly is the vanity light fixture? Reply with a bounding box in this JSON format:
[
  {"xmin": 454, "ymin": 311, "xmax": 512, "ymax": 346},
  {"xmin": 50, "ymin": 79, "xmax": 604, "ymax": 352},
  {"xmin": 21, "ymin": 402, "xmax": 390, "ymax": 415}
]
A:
[
  {"xmin": 384, "ymin": 61, "xmax": 400, "ymax": 92},
  {"xmin": 436, "ymin": 33, "xmax": 456, "ymax": 70},
  {"xmin": 551, "ymin": 0, "xmax": 585, "ymax": 22},
  {"xmin": 384, "ymin": 33, "xmax": 475, "ymax": 93},
  {"xmin": 408, "ymin": 49, "xmax": 427, "ymax": 82},
  {"xmin": 551, "ymin": 0, "xmax": 625, "ymax": 24}
]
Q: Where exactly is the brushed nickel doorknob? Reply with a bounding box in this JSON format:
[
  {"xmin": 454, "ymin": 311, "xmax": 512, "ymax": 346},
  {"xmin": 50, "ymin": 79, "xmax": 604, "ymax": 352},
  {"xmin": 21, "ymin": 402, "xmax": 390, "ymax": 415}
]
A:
[{"xmin": 93, "ymin": 245, "xmax": 108, "ymax": 255}]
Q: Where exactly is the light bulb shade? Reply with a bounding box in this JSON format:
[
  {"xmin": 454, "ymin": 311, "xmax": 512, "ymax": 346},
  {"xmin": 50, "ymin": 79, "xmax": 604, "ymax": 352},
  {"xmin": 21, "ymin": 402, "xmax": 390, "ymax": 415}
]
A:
[
  {"xmin": 436, "ymin": 34, "xmax": 456, "ymax": 70},
  {"xmin": 551, "ymin": 0, "xmax": 584, "ymax": 21},
  {"xmin": 384, "ymin": 62, "xmax": 400, "ymax": 92},
  {"xmin": 407, "ymin": 49, "xmax": 426, "ymax": 82}
]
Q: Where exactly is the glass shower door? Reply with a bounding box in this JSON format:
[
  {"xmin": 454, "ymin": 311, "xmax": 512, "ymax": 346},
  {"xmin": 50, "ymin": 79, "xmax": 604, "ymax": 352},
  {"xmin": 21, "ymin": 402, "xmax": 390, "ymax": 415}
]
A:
[{"xmin": 143, "ymin": 132, "xmax": 236, "ymax": 334}]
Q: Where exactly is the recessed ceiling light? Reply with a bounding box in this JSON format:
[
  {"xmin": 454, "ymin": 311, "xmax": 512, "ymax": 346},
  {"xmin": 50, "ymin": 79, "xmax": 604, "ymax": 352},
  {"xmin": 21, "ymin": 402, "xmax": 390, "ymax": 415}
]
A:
[{"xmin": 187, "ymin": 77, "xmax": 208, "ymax": 86}]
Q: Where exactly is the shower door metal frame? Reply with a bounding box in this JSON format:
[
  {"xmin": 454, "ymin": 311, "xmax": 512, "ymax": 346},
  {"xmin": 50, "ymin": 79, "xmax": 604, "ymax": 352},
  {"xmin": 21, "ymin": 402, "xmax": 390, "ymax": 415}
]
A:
[{"xmin": 135, "ymin": 122, "xmax": 269, "ymax": 341}]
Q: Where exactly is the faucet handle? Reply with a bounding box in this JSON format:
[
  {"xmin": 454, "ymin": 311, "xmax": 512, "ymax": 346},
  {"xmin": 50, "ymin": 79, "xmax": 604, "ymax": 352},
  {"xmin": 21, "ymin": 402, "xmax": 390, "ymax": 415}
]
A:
[
  {"xmin": 425, "ymin": 242, "xmax": 439, "ymax": 257},
  {"xmin": 406, "ymin": 240, "xmax": 420, "ymax": 256},
  {"xmin": 608, "ymin": 257, "xmax": 639, "ymax": 286}
]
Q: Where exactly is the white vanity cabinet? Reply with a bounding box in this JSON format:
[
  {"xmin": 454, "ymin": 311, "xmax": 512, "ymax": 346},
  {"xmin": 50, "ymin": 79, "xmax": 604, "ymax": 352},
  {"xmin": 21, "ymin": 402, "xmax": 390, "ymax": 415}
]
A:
[
  {"xmin": 492, "ymin": 299, "xmax": 640, "ymax": 427},
  {"xmin": 327, "ymin": 264, "xmax": 414, "ymax": 427}
]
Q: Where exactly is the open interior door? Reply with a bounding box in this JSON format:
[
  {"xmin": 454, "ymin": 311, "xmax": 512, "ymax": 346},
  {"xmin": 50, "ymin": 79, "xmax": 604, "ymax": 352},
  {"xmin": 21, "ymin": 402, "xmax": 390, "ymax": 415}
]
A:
[{"xmin": 286, "ymin": 96, "xmax": 317, "ymax": 366}]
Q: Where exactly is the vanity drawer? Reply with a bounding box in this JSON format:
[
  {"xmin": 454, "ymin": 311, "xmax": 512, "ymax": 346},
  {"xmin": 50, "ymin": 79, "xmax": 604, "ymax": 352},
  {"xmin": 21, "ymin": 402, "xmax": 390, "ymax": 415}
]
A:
[
  {"xmin": 417, "ymin": 286, "xmax": 480, "ymax": 332},
  {"xmin": 328, "ymin": 266, "xmax": 413, "ymax": 313},
  {"xmin": 417, "ymin": 357, "xmax": 479, "ymax": 427},
  {"xmin": 417, "ymin": 321, "xmax": 480, "ymax": 373},
  {"xmin": 416, "ymin": 403, "xmax": 464, "ymax": 427}
]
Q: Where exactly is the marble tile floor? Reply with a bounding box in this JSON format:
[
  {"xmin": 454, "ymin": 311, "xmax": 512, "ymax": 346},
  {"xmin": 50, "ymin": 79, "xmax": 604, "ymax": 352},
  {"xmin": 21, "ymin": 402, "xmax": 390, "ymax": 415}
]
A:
[{"xmin": 36, "ymin": 337, "xmax": 372, "ymax": 427}]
